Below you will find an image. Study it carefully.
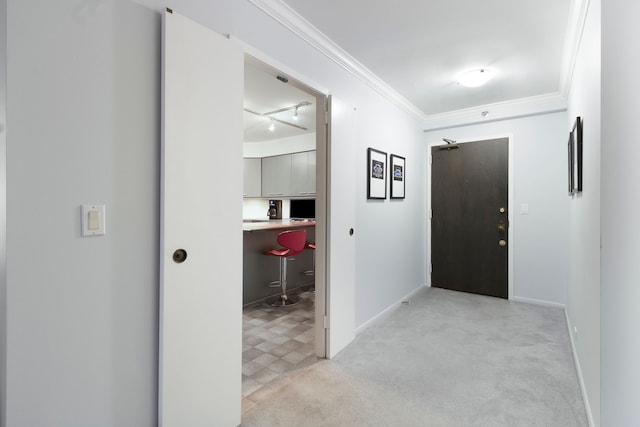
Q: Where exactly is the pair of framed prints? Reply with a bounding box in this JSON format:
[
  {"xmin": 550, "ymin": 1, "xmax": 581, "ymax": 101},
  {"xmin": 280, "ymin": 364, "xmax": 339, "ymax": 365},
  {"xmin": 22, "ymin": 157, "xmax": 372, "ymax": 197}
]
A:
[{"xmin": 367, "ymin": 147, "xmax": 405, "ymax": 200}]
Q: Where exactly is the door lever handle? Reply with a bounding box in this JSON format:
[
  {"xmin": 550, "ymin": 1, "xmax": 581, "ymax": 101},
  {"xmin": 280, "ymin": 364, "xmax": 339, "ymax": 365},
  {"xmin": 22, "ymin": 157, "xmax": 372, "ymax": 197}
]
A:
[{"xmin": 497, "ymin": 223, "xmax": 507, "ymax": 232}]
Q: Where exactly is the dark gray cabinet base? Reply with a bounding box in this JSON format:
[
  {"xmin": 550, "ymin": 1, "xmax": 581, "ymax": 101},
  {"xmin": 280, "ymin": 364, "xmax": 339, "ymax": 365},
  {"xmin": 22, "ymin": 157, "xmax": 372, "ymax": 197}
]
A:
[{"xmin": 243, "ymin": 226, "xmax": 315, "ymax": 305}]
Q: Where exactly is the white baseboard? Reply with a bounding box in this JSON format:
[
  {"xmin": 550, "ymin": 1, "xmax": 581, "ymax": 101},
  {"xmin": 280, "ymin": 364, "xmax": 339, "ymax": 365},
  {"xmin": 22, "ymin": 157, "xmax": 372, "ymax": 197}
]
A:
[
  {"xmin": 512, "ymin": 295, "xmax": 566, "ymax": 309},
  {"xmin": 355, "ymin": 284, "xmax": 427, "ymax": 335},
  {"xmin": 564, "ymin": 309, "xmax": 595, "ymax": 427}
]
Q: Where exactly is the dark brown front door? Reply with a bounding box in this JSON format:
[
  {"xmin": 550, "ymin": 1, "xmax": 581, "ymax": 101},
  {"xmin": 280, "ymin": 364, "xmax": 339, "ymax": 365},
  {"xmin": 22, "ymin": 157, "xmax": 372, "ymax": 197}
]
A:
[{"xmin": 431, "ymin": 138, "xmax": 509, "ymax": 298}]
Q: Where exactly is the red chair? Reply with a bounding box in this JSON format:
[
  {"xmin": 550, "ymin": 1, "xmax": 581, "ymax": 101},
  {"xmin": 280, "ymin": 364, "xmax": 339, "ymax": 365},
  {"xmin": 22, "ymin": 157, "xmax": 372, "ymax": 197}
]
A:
[{"xmin": 264, "ymin": 229, "xmax": 307, "ymax": 307}]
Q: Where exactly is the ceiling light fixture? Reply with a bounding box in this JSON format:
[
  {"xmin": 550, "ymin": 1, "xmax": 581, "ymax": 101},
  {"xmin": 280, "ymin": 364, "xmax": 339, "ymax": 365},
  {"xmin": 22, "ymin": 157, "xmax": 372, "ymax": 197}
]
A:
[
  {"xmin": 244, "ymin": 108, "xmax": 308, "ymax": 131},
  {"xmin": 268, "ymin": 119, "xmax": 275, "ymax": 132},
  {"xmin": 457, "ymin": 68, "xmax": 493, "ymax": 88}
]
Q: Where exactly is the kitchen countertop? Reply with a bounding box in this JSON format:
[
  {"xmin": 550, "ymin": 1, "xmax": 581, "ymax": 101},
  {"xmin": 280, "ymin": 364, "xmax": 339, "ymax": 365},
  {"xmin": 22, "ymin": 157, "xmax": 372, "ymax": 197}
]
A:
[{"xmin": 242, "ymin": 219, "xmax": 316, "ymax": 232}]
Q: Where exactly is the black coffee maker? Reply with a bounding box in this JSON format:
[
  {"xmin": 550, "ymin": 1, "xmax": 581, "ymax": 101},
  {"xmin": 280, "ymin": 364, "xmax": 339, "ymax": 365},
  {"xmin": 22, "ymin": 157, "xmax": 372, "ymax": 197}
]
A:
[{"xmin": 267, "ymin": 199, "xmax": 282, "ymax": 219}]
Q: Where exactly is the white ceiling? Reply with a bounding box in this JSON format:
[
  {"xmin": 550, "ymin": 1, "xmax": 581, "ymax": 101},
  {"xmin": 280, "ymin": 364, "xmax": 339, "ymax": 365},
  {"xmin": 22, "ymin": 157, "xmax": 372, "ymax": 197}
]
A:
[
  {"xmin": 244, "ymin": 0, "xmax": 575, "ymax": 141},
  {"xmin": 244, "ymin": 60, "xmax": 316, "ymax": 143},
  {"xmin": 280, "ymin": 0, "xmax": 573, "ymax": 116}
]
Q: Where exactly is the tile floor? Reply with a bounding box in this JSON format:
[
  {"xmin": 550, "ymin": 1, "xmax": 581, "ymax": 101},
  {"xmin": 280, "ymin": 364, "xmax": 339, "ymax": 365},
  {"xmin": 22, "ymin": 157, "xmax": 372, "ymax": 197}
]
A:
[{"xmin": 242, "ymin": 291, "xmax": 317, "ymax": 412}]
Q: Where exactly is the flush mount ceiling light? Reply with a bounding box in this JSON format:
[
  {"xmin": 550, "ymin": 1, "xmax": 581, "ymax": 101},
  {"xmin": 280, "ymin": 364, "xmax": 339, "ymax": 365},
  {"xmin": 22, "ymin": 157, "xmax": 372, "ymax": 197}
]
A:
[{"xmin": 457, "ymin": 68, "xmax": 493, "ymax": 88}]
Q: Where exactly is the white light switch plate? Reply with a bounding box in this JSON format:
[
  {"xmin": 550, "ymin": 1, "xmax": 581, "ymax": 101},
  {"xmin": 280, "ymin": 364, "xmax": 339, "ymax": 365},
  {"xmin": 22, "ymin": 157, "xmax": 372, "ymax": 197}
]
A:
[{"xmin": 81, "ymin": 204, "xmax": 106, "ymax": 236}]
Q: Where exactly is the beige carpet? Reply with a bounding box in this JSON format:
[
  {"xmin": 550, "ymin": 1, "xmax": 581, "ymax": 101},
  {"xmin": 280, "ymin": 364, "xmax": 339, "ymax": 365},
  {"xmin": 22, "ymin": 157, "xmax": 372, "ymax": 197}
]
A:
[{"xmin": 241, "ymin": 287, "xmax": 588, "ymax": 427}]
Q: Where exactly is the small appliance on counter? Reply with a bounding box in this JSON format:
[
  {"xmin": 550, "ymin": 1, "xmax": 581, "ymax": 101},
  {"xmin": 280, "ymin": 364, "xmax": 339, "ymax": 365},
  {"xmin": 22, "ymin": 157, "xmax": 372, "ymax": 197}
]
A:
[{"xmin": 267, "ymin": 199, "xmax": 282, "ymax": 219}]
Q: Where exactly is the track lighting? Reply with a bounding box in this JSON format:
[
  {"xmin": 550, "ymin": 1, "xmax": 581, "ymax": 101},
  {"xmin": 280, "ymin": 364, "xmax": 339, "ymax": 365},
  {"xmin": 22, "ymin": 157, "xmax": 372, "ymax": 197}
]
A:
[{"xmin": 243, "ymin": 101, "xmax": 312, "ymax": 132}]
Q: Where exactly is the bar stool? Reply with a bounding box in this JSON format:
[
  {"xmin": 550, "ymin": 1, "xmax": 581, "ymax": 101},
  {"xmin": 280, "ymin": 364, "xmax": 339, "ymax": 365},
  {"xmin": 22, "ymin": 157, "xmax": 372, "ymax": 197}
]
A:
[{"xmin": 264, "ymin": 229, "xmax": 307, "ymax": 307}]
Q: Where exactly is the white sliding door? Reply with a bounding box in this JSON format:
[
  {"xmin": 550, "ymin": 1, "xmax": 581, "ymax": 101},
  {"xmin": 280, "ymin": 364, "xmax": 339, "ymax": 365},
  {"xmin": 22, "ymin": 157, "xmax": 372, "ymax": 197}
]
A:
[
  {"xmin": 326, "ymin": 96, "xmax": 356, "ymax": 357},
  {"xmin": 160, "ymin": 9, "xmax": 243, "ymax": 426}
]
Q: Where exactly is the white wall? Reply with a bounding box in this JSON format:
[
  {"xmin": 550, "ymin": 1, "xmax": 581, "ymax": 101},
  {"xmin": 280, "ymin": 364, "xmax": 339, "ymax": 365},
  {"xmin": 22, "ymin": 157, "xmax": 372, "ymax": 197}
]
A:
[
  {"xmin": 244, "ymin": 132, "xmax": 315, "ymax": 157},
  {"xmin": 6, "ymin": 1, "xmax": 160, "ymax": 425},
  {"xmin": 4, "ymin": 0, "xmax": 425, "ymax": 424},
  {"xmin": 355, "ymin": 102, "xmax": 426, "ymax": 328},
  {"xmin": 601, "ymin": 1, "xmax": 640, "ymax": 425},
  {"xmin": 565, "ymin": 0, "xmax": 601, "ymax": 424},
  {"xmin": 424, "ymin": 112, "xmax": 570, "ymax": 305},
  {"xmin": 0, "ymin": 0, "xmax": 6, "ymax": 420}
]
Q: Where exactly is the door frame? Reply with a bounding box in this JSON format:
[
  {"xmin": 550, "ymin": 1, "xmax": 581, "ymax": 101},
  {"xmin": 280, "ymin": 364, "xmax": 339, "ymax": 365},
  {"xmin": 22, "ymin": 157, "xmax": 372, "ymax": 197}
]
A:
[{"xmin": 426, "ymin": 134, "xmax": 514, "ymax": 299}]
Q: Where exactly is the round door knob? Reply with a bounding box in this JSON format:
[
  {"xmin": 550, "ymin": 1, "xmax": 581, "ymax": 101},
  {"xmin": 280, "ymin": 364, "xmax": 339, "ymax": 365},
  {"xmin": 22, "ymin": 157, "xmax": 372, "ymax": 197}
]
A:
[
  {"xmin": 173, "ymin": 249, "xmax": 188, "ymax": 263},
  {"xmin": 498, "ymin": 240, "xmax": 507, "ymax": 247}
]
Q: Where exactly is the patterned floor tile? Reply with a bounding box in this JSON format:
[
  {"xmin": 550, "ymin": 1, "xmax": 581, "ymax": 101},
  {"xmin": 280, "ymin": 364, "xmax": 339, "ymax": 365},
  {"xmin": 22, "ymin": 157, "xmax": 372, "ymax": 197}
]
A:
[{"xmin": 242, "ymin": 291, "xmax": 317, "ymax": 411}]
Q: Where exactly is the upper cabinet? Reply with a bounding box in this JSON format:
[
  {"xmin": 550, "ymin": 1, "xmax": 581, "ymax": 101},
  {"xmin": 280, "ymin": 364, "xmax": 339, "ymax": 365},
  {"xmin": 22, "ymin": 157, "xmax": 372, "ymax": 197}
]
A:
[
  {"xmin": 243, "ymin": 158, "xmax": 262, "ymax": 198},
  {"xmin": 260, "ymin": 150, "xmax": 315, "ymax": 198},
  {"xmin": 261, "ymin": 154, "xmax": 292, "ymax": 198},
  {"xmin": 290, "ymin": 151, "xmax": 316, "ymax": 197}
]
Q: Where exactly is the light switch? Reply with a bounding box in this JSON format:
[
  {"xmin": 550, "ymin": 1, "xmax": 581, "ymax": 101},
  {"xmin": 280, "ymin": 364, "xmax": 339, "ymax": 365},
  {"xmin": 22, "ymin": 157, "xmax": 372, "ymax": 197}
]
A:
[
  {"xmin": 81, "ymin": 204, "xmax": 106, "ymax": 236},
  {"xmin": 88, "ymin": 211, "xmax": 100, "ymax": 230}
]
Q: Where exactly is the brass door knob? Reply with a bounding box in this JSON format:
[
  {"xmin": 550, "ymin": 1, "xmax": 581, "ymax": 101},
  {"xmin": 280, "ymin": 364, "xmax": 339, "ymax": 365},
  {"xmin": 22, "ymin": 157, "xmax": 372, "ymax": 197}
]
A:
[{"xmin": 498, "ymin": 239, "xmax": 507, "ymax": 247}]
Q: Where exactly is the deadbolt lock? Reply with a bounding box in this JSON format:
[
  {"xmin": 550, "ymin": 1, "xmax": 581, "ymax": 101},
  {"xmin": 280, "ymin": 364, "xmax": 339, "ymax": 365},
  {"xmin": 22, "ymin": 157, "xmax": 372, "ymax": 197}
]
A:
[{"xmin": 499, "ymin": 207, "xmax": 505, "ymax": 213}]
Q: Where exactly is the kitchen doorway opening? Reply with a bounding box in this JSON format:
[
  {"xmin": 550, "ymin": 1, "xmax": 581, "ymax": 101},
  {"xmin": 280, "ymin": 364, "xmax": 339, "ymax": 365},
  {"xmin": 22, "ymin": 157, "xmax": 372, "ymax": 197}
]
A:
[{"xmin": 241, "ymin": 54, "xmax": 328, "ymax": 410}]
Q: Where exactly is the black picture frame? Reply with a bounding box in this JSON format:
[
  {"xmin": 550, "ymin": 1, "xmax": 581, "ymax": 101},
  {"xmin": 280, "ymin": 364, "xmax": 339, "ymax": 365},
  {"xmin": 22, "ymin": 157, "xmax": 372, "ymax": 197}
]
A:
[
  {"xmin": 390, "ymin": 154, "xmax": 406, "ymax": 199},
  {"xmin": 568, "ymin": 116, "xmax": 583, "ymax": 195},
  {"xmin": 367, "ymin": 147, "xmax": 387, "ymax": 199},
  {"xmin": 568, "ymin": 131, "xmax": 574, "ymax": 194}
]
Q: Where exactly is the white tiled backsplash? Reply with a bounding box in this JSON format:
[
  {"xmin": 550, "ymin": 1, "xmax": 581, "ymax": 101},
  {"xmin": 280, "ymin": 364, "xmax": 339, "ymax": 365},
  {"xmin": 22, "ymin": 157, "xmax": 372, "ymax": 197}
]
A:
[{"xmin": 243, "ymin": 199, "xmax": 290, "ymax": 220}]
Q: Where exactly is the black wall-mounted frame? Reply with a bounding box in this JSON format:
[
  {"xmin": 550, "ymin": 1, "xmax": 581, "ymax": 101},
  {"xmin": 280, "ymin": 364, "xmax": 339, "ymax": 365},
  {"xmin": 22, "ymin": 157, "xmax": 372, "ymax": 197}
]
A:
[
  {"xmin": 367, "ymin": 147, "xmax": 387, "ymax": 199},
  {"xmin": 568, "ymin": 116, "xmax": 583, "ymax": 195},
  {"xmin": 390, "ymin": 154, "xmax": 406, "ymax": 199}
]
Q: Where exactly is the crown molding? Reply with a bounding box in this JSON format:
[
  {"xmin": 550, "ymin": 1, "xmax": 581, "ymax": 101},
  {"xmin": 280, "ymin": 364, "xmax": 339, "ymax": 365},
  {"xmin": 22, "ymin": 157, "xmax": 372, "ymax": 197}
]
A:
[
  {"xmin": 559, "ymin": 0, "xmax": 591, "ymax": 96},
  {"xmin": 248, "ymin": 0, "xmax": 578, "ymax": 129},
  {"xmin": 422, "ymin": 92, "xmax": 568, "ymax": 132},
  {"xmin": 247, "ymin": 0, "xmax": 428, "ymax": 121}
]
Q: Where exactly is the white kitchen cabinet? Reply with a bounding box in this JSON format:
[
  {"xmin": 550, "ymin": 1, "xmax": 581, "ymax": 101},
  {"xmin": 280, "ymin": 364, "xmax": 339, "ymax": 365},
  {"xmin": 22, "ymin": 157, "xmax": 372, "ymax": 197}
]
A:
[
  {"xmin": 261, "ymin": 151, "xmax": 315, "ymax": 198},
  {"xmin": 261, "ymin": 154, "xmax": 292, "ymax": 198},
  {"xmin": 243, "ymin": 158, "xmax": 262, "ymax": 198},
  {"xmin": 290, "ymin": 151, "xmax": 316, "ymax": 197}
]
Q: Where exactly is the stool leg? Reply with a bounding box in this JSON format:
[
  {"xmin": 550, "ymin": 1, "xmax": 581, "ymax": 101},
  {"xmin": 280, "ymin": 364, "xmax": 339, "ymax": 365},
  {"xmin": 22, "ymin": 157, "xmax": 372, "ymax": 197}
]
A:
[
  {"xmin": 302, "ymin": 249, "xmax": 315, "ymax": 292},
  {"xmin": 267, "ymin": 256, "xmax": 299, "ymax": 307}
]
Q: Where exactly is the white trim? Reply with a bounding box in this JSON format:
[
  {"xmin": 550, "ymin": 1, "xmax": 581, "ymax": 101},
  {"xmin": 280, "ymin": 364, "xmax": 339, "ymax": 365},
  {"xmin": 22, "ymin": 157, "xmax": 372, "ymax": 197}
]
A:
[
  {"xmin": 512, "ymin": 296, "xmax": 566, "ymax": 310},
  {"xmin": 426, "ymin": 135, "xmax": 515, "ymax": 300},
  {"xmin": 246, "ymin": 0, "xmax": 427, "ymax": 121},
  {"xmin": 423, "ymin": 93, "xmax": 567, "ymax": 131},
  {"xmin": 235, "ymin": 36, "xmax": 330, "ymax": 98},
  {"xmin": 559, "ymin": 0, "xmax": 592, "ymax": 97},
  {"xmin": 564, "ymin": 309, "xmax": 596, "ymax": 427},
  {"xmin": 354, "ymin": 284, "xmax": 427, "ymax": 335}
]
